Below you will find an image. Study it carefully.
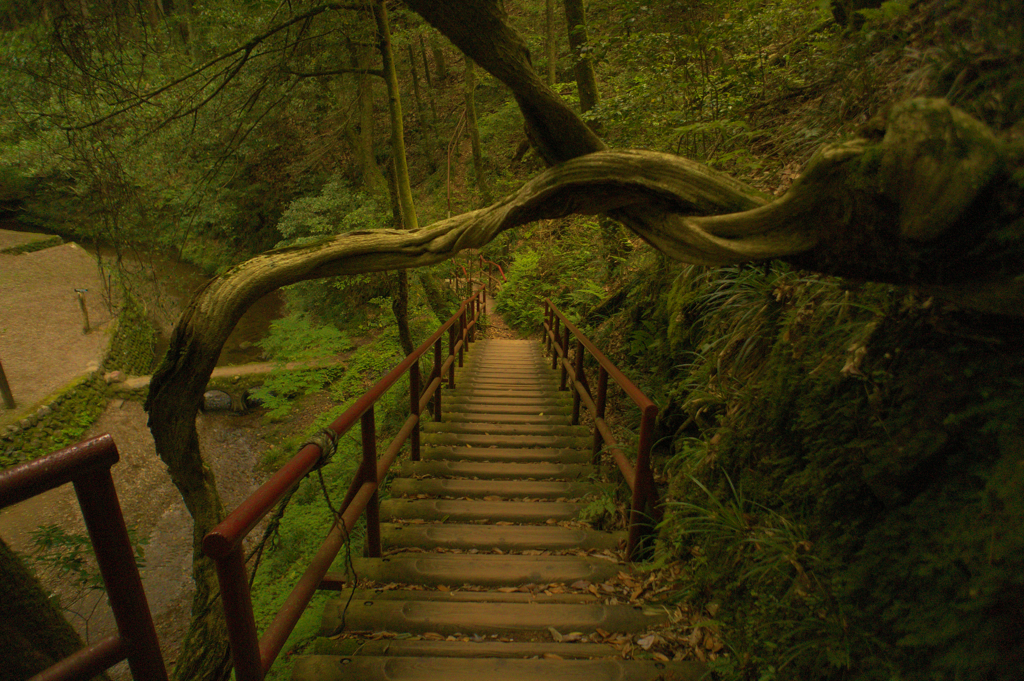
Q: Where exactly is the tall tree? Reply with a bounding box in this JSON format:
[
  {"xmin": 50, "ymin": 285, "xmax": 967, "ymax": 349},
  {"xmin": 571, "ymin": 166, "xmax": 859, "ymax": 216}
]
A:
[
  {"xmin": 563, "ymin": 0, "xmax": 599, "ymax": 114},
  {"xmin": 463, "ymin": 55, "xmax": 490, "ymax": 203},
  {"xmin": 545, "ymin": 0, "xmax": 557, "ymax": 86}
]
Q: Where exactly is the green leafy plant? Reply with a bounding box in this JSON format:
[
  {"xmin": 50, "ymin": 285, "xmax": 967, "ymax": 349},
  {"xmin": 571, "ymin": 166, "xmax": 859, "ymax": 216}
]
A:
[{"xmin": 252, "ymin": 313, "xmax": 352, "ymax": 421}]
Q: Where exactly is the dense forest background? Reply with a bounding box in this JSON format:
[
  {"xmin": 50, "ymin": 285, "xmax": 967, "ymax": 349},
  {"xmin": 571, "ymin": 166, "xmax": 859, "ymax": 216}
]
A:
[{"xmin": 1, "ymin": 0, "xmax": 1022, "ymax": 680}]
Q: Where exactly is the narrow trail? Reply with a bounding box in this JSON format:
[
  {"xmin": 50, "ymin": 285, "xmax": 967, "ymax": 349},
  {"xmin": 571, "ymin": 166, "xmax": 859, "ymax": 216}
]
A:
[{"xmin": 292, "ymin": 338, "xmax": 705, "ymax": 681}]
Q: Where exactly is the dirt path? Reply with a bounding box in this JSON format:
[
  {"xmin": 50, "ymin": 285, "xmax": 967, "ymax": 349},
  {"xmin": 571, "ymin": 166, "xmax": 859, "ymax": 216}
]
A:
[{"xmin": 0, "ymin": 238, "xmax": 115, "ymax": 427}]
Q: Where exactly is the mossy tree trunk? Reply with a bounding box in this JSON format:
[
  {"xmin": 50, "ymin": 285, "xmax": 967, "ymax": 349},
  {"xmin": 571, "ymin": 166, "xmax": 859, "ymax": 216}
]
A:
[
  {"xmin": 374, "ymin": 0, "xmax": 418, "ymax": 355},
  {"xmin": 545, "ymin": 0, "xmax": 557, "ymax": 86},
  {"xmin": 463, "ymin": 56, "xmax": 490, "ymax": 204},
  {"xmin": 563, "ymin": 0, "xmax": 600, "ymax": 115},
  {"xmin": 346, "ymin": 38, "xmax": 387, "ymax": 196}
]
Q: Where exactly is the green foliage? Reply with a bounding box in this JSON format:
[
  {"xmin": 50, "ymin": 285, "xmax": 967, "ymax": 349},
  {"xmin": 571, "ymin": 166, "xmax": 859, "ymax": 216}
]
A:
[
  {"xmin": 495, "ymin": 248, "xmax": 547, "ymax": 331},
  {"xmin": 276, "ymin": 177, "xmax": 388, "ymax": 245},
  {"xmin": 251, "ymin": 313, "xmax": 352, "ymax": 422},
  {"xmin": 29, "ymin": 524, "xmax": 148, "ymax": 606},
  {"xmin": 105, "ymin": 291, "xmax": 156, "ymax": 375}
]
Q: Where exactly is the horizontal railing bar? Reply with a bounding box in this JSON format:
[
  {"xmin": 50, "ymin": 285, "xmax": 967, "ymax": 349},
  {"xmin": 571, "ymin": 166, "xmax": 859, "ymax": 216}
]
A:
[
  {"xmin": 30, "ymin": 634, "xmax": 126, "ymax": 681},
  {"xmin": 419, "ymin": 376, "xmax": 443, "ymax": 414},
  {"xmin": 560, "ymin": 357, "xmax": 636, "ymax": 491},
  {"xmin": 259, "ymin": 480, "xmax": 376, "ymax": 672},
  {"xmin": 545, "ymin": 299, "xmax": 655, "ymax": 412},
  {"xmin": 379, "ymin": 414, "xmax": 419, "ymax": 474},
  {"xmin": 441, "ymin": 354, "xmax": 456, "ymax": 377},
  {"xmin": 206, "ymin": 295, "xmax": 479, "ymax": 557},
  {"xmin": 0, "ymin": 434, "xmax": 118, "ymax": 507},
  {"xmin": 204, "ymin": 443, "xmax": 322, "ymax": 559}
]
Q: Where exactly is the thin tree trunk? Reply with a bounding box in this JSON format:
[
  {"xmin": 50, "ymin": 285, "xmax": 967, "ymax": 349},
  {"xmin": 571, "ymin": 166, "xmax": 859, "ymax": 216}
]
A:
[
  {"xmin": 419, "ymin": 34, "xmax": 433, "ymax": 88},
  {"xmin": 430, "ymin": 33, "xmax": 448, "ymax": 80},
  {"xmin": 347, "ymin": 39, "xmax": 387, "ymax": 195},
  {"xmin": 545, "ymin": 0, "xmax": 557, "ymax": 86},
  {"xmin": 375, "ymin": 0, "xmax": 418, "ymax": 355},
  {"xmin": 408, "ymin": 43, "xmax": 439, "ymax": 171},
  {"xmin": 373, "ymin": 0, "xmax": 417, "ymax": 231},
  {"xmin": 563, "ymin": 0, "xmax": 600, "ymax": 114},
  {"xmin": 464, "ymin": 56, "xmax": 490, "ymax": 203}
]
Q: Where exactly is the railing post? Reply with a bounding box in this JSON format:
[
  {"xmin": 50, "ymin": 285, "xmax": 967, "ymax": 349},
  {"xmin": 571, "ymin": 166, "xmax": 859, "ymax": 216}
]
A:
[
  {"xmin": 410, "ymin": 363, "xmax": 421, "ymax": 461},
  {"xmin": 571, "ymin": 339, "xmax": 585, "ymax": 426},
  {"xmin": 74, "ymin": 465, "xmax": 169, "ymax": 681},
  {"xmin": 362, "ymin": 407, "xmax": 381, "ymax": 558},
  {"xmin": 592, "ymin": 367, "xmax": 608, "ymax": 463},
  {"xmin": 543, "ymin": 301, "xmax": 551, "ymax": 355},
  {"xmin": 559, "ymin": 326, "xmax": 570, "ymax": 391},
  {"xmin": 627, "ymin": 405, "xmax": 658, "ymax": 561},
  {"xmin": 447, "ymin": 327, "xmax": 456, "ymax": 390},
  {"xmin": 212, "ymin": 547, "xmax": 262, "ymax": 681},
  {"xmin": 458, "ymin": 308, "xmax": 466, "ymax": 367},
  {"xmin": 551, "ymin": 314, "xmax": 560, "ymax": 369}
]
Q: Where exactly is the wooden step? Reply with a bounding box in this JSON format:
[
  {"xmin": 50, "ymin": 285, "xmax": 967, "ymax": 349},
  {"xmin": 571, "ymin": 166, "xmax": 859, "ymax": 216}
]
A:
[
  {"xmin": 381, "ymin": 523, "xmax": 624, "ymax": 552},
  {"xmin": 421, "ymin": 433, "xmax": 591, "ymax": 449},
  {"xmin": 422, "ymin": 422, "xmax": 589, "ymax": 437},
  {"xmin": 440, "ymin": 412, "xmax": 572, "ymax": 425},
  {"xmin": 441, "ymin": 403, "xmax": 572, "ymax": 416},
  {"xmin": 420, "ymin": 446, "xmax": 591, "ymax": 464},
  {"xmin": 351, "ymin": 553, "xmax": 621, "ymax": 587},
  {"xmin": 292, "ymin": 656, "xmax": 707, "ymax": 681},
  {"xmin": 379, "ymin": 498, "xmax": 584, "ymax": 523},
  {"xmin": 389, "ymin": 477, "xmax": 600, "ymax": 499},
  {"xmin": 320, "ymin": 598, "xmax": 672, "ymax": 637},
  {"xmin": 396, "ymin": 461, "xmax": 595, "ymax": 480}
]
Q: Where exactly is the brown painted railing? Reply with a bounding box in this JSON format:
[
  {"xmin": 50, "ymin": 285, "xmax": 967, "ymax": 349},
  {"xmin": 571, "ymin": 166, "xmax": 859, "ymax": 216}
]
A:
[
  {"xmin": 543, "ymin": 299, "xmax": 662, "ymax": 560},
  {"xmin": 203, "ymin": 290, "xmax": 485, "ymax": 681},
  {"xmin": 0, "ymin": 434, "xmax": 168, "ymax": 681}
]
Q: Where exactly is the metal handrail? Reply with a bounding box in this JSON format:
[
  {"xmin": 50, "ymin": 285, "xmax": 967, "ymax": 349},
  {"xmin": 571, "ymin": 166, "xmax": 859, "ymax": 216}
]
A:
[
  {"xmin": 0, "ymin": 434, "xmax": 168, "ymax": 681},
  {"xmin": 542, "ymin": 299, "xmax": 661, "ymax": 560},
  {"xmin": 203, "ymin": 290, "xmax": 485, "ymax": 681}
]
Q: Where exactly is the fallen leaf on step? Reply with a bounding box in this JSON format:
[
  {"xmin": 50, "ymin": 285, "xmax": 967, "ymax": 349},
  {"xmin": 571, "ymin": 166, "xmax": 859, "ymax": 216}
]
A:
[
  {"xmin": 437, "ymin": 584, "xmax": 450, "ymax": 592},
  {"xmin": 542, "ymin": 653, "xmax": 563, "ymax": 660},
  {"xmin": 548, "ymin": 627, "xmax": 564, "ymax": 642},
  {"xmin": 653, "ymin": 652, "xmax": 670, "ymax": 662}
]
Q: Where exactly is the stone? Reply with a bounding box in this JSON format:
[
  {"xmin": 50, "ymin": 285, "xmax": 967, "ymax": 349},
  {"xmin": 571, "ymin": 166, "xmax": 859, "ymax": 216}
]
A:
[
  {"xmin": 37, "ymin": 405, "xmax": 53, "ymax": 418},
  {"xmin": 202, "ymin": 390, "xmax": 234, "ymax": 412},
  {"xmin": 104, "ymin": 370, "xmax": 127, "ymax": 384},
  {"xmin": 19, "ymin": 418, "xmax": 32, "ymax": 429}
]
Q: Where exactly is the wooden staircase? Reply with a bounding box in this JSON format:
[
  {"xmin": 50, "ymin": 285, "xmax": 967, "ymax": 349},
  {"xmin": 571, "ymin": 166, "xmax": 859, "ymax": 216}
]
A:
[{"xmin": 292, "ymin": 339, "xmax": 705, "ymax": 681}]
